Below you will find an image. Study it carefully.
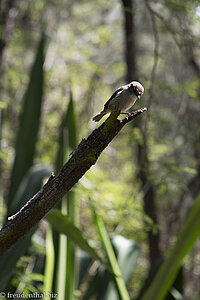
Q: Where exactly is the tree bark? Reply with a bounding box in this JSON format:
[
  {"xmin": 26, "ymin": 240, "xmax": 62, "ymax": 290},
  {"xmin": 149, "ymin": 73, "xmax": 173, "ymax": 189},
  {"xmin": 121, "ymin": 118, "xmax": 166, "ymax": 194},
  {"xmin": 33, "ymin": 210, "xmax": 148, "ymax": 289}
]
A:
[
  {"xmin": 0, "ymin": 108, "xmax": 146, "ymax": 255},
  {"xmin": 138, "ymin": 138, "xmax": 161, "ymax": 263},
  {"xmin": 121, "ymin": 0, "xmax": 137, "ymax": 82}
]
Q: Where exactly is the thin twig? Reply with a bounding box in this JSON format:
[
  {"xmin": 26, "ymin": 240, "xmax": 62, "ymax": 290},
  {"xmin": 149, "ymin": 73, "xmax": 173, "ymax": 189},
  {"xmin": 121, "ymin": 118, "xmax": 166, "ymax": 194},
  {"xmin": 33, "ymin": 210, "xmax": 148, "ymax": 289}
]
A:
[
  {"xmin": 143, "ymin": 1, "xmax": 182, "ymax": 51},
  {"xmin": 144, "ymin": 1, "xmax": 200, "ymax": 77}
]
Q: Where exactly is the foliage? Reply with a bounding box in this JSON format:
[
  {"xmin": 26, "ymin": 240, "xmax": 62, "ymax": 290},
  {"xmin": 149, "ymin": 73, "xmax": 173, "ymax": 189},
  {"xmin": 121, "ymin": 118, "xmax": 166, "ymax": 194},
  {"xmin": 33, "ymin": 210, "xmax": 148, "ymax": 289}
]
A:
[
  {"xmin": 0, "ymin": 35, "xmax": 49, "ymax": 290},
  {"xmin": 7, "ymin": 33, "xmax": 45, "ymax": 213},
  {"xmin": 46, "ymin": 209, "xmax": 107, "ymax": 268},
  {"xmin": 0, "ymin": 0, "xmax": 200, "ymax": 299},
  {"xmin": 52, "ymin": 90, "xmax": 78, "ymax": 300},
  {"xmin": 141, "ymin": 195, "xmax": 200, "ymax": 300}
]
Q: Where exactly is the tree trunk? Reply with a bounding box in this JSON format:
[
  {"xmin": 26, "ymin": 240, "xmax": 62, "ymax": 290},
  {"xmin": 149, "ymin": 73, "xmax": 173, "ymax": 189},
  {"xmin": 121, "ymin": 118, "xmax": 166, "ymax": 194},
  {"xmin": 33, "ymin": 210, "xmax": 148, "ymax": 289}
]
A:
[
  {"xmin": 138, "ymin": 138, "xmax": 162, "ymax": 264},
  {"xmin": 121, "ymin": 0, "xmax": 162, "ymax": 266},
  {"xmin": 121, "ymin": 0, "xmax": 137, "ymax": 82}
]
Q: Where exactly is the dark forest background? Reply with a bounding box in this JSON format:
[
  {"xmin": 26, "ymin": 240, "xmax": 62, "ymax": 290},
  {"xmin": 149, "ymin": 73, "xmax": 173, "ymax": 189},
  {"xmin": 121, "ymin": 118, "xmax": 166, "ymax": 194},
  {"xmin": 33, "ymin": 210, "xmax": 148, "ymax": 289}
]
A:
[{"xmin": 0, "ymin": 0, "xmax": 200, "ymax": 299}]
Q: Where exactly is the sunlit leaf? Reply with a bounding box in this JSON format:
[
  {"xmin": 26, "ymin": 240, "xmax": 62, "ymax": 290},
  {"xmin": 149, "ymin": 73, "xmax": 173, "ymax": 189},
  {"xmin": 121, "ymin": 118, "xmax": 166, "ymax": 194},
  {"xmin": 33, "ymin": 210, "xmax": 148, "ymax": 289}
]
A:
[
  {"xmin": 46, "ymin": 209, "xmax": 107, "ymax": 268},
  {"xmin": 93, "ymin": 210, "xmax": 131, "ymax": 300}
]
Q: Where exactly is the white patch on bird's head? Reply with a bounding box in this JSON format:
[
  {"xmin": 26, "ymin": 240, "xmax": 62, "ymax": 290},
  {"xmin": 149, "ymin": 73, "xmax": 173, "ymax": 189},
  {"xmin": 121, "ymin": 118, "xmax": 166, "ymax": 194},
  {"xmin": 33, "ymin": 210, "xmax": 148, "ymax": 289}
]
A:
[{"xmin": 130, "ymin": 81, "xmax": 144, "ymax": 99}]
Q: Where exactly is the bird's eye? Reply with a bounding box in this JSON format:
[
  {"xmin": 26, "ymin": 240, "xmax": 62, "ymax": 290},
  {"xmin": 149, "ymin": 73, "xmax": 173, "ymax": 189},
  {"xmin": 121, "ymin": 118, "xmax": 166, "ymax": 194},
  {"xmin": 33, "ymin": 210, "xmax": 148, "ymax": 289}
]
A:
[{"xmin": 135, "ymin": 87, "xmax": 139, "ymax": 96}]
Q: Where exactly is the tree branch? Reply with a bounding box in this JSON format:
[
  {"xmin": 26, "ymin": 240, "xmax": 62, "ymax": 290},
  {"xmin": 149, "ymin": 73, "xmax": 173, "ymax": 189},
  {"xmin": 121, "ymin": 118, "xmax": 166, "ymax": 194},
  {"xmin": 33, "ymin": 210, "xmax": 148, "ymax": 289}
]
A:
[{"xmin": 0, "ymin": 107, "xmax": 147, "ymax": 255}]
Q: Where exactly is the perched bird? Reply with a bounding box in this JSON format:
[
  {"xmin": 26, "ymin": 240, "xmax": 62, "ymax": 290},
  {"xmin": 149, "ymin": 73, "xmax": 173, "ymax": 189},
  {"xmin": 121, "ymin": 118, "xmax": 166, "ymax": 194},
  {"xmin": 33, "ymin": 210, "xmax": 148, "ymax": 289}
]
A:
[{"xmin": 92, "ymin": 81, "xmax": 144, "ymax": 122}]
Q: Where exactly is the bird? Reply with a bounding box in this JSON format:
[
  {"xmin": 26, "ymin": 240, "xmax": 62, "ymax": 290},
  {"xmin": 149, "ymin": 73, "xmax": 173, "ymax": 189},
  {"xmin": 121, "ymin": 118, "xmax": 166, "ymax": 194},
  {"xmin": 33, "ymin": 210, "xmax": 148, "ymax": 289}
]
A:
[{"xmin": 92, "ymin": 81, "xmax": 144, "ymax": 122}]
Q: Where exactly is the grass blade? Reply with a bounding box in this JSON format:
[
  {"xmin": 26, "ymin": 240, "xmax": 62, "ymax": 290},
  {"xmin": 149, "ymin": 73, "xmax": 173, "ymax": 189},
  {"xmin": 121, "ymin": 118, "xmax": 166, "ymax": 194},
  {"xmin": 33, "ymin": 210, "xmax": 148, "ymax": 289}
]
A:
[
  {"xmin": 65, "ymin": 92, "xmax": 77, "ymax": 300},
  {"xmin": 46, "ymin": 209, "xmax": 107, "ymax": 267},
  {"xmin": 93, "ymin": 211, "xmax": 131, "ymax": 300},
  {"xmin": 44, "ymin": 225, "xmax": 55, "ymax": 293},
  {"xmin": 103, "ymin": 235, "xmax": 140, "ymax": 300},
  {"xmin": 52, "ymin": 90, "xmax": 78, "ymax": 300},
  {"xmin": 55, "ymin": 89, "xmax": 77, "ymax": 171}
]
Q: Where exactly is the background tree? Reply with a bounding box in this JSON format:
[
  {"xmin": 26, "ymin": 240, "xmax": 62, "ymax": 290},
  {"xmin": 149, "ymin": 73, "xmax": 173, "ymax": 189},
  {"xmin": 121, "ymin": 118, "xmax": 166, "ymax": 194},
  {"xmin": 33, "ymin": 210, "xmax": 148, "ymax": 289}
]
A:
[{"xmin": 0, "ymin": 0, "xmax": 200, "ymax": 299}]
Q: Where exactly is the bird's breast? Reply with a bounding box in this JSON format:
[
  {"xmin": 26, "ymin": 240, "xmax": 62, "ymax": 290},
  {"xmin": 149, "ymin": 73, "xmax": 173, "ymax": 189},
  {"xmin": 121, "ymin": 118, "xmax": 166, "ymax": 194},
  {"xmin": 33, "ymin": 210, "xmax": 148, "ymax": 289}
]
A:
[{"xmin": 108, "ymin": 93, "xmax": 137, "ymax": 112}]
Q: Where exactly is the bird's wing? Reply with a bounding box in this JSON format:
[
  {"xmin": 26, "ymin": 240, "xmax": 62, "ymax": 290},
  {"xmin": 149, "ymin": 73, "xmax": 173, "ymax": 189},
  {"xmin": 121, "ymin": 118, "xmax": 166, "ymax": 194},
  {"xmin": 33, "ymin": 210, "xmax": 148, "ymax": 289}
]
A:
[{"xmin": 104, "ymin": 87, "xmax": 124, "ymax": 110}]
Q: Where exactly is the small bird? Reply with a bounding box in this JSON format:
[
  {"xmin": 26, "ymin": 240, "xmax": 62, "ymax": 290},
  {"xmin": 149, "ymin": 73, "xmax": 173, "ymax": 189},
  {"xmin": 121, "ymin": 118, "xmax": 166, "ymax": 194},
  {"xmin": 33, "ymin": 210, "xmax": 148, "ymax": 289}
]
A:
[{"xmin": 92, "ymin": 81, "xmax": 144, "ymax": 122}]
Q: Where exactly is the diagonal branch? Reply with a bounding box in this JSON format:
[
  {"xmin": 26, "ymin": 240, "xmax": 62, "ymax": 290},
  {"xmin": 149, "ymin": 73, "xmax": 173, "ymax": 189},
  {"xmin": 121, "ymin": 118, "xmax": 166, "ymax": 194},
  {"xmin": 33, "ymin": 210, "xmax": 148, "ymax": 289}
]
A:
[{"xmin": 0, "ymin": 107, "xmax": 147, "ymax": 255}]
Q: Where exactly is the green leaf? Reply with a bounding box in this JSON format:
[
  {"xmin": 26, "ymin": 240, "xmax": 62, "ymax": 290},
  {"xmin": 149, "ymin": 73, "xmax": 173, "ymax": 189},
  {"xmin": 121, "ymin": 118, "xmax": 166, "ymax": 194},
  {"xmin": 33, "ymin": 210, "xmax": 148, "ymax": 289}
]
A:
[
  {"xmin": 55, "ymin": 89, "xmax": 77, "ymax": 172},
  {"xmin": 103, "ymin": 235, "xmax": 140, "ymax": 300},
  {"xmin": 52, "ymin": 90, "xmax": 78, "ymax": 300},
  {"xmin": 46, "ymin": 209, "xmax": 107, "ymax": 268},
  {"xmin": 0, "ymin": 227, "xmax": 36, "ymax": 290},
  {"xmin": 7, "ymin": 33, "xmax": 45, "ymax": 213},
  {"xmin": 44, "ymin": 226, "xmax": 55, "ymax": 293},
  {"xmin": 170, "ymin": 287, "xmax": 184, "ymax": 300},
  {"xmin": 0, "ymin": 165, "xmax": 50, "ymax": 289},
  {"xmin": 93, "ymin": 211, "xmax": 131, "ymax": 300},
  {"xmin": 141, "ymin": 195, "xmax": 200, "ymax": 300},
  {"xmin": 79, "ymin": 235, "xmax": 140, "ymax": 300},
  {"xmin": 0, "ymin": 109, "xmax": 3, "ymax": 227},
  {"xmin": 9, "ymin": 164, "xmax": 51, "ymax": 215}
]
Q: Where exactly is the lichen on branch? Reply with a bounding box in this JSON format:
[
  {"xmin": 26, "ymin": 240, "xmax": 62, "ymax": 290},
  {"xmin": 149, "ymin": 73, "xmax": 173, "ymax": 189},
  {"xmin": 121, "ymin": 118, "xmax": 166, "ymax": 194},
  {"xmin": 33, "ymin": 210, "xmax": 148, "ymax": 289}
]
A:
[{"xmin": 0, "ymin": 107, "xmax": 147, "ymax": 255}]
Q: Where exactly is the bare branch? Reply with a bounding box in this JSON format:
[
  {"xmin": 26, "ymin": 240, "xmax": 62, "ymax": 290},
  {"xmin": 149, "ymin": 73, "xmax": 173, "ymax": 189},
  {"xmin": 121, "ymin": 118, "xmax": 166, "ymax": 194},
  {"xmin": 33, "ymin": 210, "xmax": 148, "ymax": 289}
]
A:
[
  {"xmin": 143, "ymin": 2, "xmax": 182, "ymax": 50},
  {"xmin": 0, "ymin": 107, "xmax": 147, "ymax": 255}
]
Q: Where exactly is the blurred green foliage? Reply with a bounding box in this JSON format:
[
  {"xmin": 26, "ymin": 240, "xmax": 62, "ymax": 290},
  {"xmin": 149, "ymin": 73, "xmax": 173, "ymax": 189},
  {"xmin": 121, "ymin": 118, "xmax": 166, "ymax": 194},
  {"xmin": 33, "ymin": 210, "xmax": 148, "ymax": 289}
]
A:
[{"xmin": 0, "ymin": 0, "xmax": 200, "ymax": 299}]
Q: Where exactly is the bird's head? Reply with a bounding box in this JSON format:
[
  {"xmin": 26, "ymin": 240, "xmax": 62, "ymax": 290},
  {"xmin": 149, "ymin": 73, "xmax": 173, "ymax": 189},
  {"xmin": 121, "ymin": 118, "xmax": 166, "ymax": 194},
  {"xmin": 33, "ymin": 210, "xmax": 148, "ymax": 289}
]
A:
[{"xmin": 130, "ymin": 81, "xmax": 144, "ymax": 99}]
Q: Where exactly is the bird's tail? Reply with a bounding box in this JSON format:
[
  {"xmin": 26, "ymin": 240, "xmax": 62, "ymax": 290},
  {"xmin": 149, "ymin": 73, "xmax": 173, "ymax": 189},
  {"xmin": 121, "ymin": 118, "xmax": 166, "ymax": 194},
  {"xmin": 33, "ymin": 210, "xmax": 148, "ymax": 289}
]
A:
[{"xmin": 92, "ymin": 111, "xmax": 106, "ymax": 122}]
